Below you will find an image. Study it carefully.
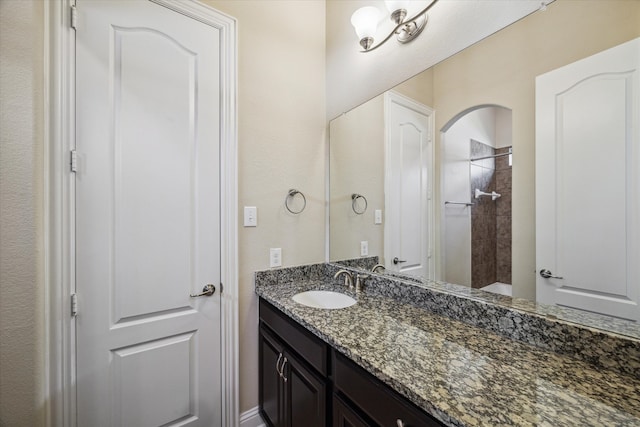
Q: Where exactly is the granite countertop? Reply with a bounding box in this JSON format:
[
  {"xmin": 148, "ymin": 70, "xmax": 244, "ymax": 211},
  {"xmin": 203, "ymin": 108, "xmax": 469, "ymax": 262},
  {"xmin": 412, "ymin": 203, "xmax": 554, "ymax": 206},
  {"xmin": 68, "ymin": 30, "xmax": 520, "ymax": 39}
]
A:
[{"xmin": 256, "ymin": 279, "xmax": 640, "ymax": 427}]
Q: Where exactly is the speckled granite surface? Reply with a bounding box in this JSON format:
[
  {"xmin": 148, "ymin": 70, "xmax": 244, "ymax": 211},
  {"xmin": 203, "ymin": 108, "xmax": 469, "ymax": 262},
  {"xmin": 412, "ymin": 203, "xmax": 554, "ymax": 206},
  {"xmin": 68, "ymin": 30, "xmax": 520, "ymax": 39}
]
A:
[
  {"xmin": 324, "ymin": 263, "xmax": 640, "ymax": 378},
  {"xmin": 255, "ymin": 264, "xmax": 640, "ymax": 427}
]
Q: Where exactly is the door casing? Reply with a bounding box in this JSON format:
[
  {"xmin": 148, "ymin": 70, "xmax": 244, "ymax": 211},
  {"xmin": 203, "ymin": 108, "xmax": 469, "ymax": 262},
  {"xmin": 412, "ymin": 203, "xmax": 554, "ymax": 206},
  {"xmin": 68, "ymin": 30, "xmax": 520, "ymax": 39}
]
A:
[{"xmin": 43, "ymin": 1, "xmax": 238, "ymax": 425}]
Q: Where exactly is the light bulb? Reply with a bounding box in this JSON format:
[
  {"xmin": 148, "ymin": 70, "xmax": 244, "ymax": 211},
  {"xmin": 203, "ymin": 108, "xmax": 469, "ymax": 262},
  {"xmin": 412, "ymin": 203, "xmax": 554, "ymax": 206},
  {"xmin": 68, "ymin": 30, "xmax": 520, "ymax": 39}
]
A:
[
  {"xmin": 350, "ymin": 6, "xmax": 380, "ymax": 40},
  {"xmin": 384, "ymin": 0, "xmax": 409, "ymax": 14}
]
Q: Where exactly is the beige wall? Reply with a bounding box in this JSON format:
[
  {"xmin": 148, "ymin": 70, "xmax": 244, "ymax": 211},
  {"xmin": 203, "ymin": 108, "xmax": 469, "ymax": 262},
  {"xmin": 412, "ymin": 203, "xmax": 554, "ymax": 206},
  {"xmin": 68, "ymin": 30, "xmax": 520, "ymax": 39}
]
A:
[
  {"xmin": 432, "ymin": 0, "xmax": 640, "ymax": 299},
  {"xmin": 203, "ymin": 0, "xmax": 326, "ymax": 412},
  {"xmin": 0, "ymin": 0, "xmax": 325, "ymax": 423},
  {"xmin": 329, "ymin": 95, "xmax": 384, "ymax": 260},
  {"xmin": 0, "ymin": 0, "xmax": 46, "ymax": 425},
  {"xmin": 329, "ymin": 68, "xmax": 434, "ymax": 261}
]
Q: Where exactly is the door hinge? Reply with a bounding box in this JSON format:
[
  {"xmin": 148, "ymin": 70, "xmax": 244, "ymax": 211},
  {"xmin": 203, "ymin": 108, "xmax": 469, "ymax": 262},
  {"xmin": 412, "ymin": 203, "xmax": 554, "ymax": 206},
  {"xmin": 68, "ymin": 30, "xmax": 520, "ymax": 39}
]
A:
[
  {"xmin": 70, "ymin": 5, "xmax": 78, "ymax": 30},
  {"xmin": 219, "ymin": 283, "xmax": 224, "ymax": 294},
  {"xmin": 71, "ymin": 293, "xmax": 78, "ymax": 317},
  {"xmin": 70, "ymin": 150, "xmax": 77, "ymax": 173}
]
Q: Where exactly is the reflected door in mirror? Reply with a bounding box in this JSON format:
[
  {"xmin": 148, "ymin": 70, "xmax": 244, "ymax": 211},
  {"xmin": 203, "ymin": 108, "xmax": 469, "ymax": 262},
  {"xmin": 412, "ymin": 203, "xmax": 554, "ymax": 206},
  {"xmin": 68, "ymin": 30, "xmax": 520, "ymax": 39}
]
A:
[
  {"xmin": 536, "ymin": 38, "xmax": 640, "ymax": 321},
  {"xmin": 384, "ymin": 92, "xmax": 434, "ymax": 279}
]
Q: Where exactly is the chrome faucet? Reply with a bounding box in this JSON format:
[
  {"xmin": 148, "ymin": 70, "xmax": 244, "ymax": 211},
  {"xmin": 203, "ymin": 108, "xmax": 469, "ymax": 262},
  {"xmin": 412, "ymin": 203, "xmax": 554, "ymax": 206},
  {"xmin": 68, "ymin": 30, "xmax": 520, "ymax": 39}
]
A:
[
  {"xmin": 334, "ymin": 269, "xmax": 354, "ymax": 291},
  {"xmin": 371, "ymin": 264, "xmax": 386, "ymax": 273},
  {"xmin": 354, "ymin": 273, "xmax": 369, "ymax": 293}
]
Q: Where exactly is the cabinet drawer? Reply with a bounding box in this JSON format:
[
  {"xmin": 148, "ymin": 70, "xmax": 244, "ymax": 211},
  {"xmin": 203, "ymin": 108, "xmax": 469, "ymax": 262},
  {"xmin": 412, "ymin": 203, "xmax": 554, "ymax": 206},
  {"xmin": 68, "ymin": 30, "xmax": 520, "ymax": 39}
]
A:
[
  {"xmin": 333, "ymin": 351, "xmax": 444, "ymax": 427},
  {"xmin": 259, "ymin": 299, "xmax": 329, "ymax": 376}
]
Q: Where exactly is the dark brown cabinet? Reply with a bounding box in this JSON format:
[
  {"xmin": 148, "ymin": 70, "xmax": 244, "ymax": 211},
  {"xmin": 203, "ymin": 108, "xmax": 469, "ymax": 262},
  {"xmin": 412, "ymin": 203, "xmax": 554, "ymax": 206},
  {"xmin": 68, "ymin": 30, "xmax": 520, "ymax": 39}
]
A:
[
  {"xmin": 259, "ymin": 301, "xmax": 327, "ymax": 427},
  {"xmin": 259, "ymin": 298, "xmax": 445, "ymax": 427},
  {"xmin": 282, "ymin": 349, "xmax": 326, "ymax": 427},
  {"xmin": 259, "ymin": 327, "xmax": 285, "ymax": 427}
]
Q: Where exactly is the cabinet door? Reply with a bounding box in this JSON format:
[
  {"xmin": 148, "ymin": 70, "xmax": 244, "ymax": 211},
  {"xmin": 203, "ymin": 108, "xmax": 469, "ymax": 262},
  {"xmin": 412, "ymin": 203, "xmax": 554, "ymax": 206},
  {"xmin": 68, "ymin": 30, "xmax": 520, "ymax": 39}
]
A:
[
  {"xmin": 333, "ymin": 395, "xmax": 371, "ymax": 427},
  {"xmin": 283, "ymin": 350, "xmax": 326, "ymax": 427},
  {"xmin": 260, "ymin": 327, "xmax": 285, "ymax": 427}
]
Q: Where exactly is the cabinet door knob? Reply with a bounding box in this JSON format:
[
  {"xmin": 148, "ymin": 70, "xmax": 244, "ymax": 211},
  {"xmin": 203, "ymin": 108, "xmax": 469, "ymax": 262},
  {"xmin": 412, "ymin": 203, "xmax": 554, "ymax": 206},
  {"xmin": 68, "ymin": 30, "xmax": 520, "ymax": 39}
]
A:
[{"xmin": 396, "ymin": 419, "xmax": 405, "ymax": 427}]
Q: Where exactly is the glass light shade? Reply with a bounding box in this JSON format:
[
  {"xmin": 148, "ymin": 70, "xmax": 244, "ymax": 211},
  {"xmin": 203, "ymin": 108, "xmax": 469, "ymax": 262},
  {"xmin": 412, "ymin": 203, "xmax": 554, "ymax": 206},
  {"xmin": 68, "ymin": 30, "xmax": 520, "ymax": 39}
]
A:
[
  {"xmin": 350, "ymin": 6, "xmax": 380, "ymax": 40},
  {"xmin": 384, "ymin": 0, "xmax": 409, "ymax": 13}
]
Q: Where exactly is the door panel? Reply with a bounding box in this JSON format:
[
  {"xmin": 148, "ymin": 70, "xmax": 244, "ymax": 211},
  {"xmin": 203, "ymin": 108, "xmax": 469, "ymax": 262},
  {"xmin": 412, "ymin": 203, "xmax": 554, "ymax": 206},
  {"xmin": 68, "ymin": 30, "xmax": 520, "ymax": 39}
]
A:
[
  {"xmin": 385, "ymin": 92, "xmax": 434, "ymax": 279},
  {"xmin": 113, "ymin": 333, "xmax": 194, "ymax": 426},
  {"xmin": 76, "ymin": 1, "xmax": 222, "ymax": 425},
  {"xmin": 113, "ymin": 25, "xmax": 199, "ymax": 321},
  {"xmin": 536, "ymin": 37, "xmax": 639, "ymax": 321}
]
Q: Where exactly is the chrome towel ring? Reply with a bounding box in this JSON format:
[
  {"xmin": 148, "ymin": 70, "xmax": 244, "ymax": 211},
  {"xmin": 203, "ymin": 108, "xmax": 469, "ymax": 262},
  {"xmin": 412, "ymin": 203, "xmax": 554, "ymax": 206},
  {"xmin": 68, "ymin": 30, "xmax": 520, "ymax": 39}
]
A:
[
  {"xmin": 285, "ymin": 189, "xmax": 306, "ymax": 214},
  {"xmin": 351, "ymin": 193, "xmax": 367, "ymax": 215}
]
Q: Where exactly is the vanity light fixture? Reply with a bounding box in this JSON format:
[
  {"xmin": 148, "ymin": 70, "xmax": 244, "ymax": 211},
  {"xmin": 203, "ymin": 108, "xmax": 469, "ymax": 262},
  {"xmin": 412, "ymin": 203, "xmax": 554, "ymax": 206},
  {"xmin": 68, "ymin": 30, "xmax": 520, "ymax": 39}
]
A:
[{"xmin": 351, "ymin": 0, "xmax": 439, "ymax": 52}]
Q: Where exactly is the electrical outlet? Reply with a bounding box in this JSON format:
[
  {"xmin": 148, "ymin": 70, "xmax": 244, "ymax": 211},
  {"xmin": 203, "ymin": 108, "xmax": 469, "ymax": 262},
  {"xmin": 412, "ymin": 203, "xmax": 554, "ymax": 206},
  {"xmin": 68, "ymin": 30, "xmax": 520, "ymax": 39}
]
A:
[
  {"xmin": 360, "ymin": 241, "xmax": 368, "ymax": 257},
  {"xmin": 244, "ymin": 206, "xmax": 257, "ymax": 227},
  {"xmin": 270, "ymin": 248, "xmax": 282, "ymax": 267}
]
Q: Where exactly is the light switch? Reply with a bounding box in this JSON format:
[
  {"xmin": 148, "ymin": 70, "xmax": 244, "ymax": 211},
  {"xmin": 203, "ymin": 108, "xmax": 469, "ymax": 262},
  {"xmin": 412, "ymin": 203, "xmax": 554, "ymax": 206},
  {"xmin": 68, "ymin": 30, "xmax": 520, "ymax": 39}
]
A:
[
  {"xmin": 244, "ymin": 206, "xmax": 257, "ymax": 227},
  {"xmin": 374, "ymin": 209, "xmax": 382, "ymax": 225}
]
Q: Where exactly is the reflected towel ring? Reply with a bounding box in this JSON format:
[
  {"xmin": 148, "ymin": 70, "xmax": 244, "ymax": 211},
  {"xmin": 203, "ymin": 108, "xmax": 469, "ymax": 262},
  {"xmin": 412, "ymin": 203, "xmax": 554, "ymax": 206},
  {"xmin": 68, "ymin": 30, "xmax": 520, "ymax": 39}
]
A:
[
  {"xmin": 351, "ymin": 193, "xmax": 368, "ymax": 215},
  {"xmin": 285, "ymin": 189, "xmax": 306, "ymax": 214}
]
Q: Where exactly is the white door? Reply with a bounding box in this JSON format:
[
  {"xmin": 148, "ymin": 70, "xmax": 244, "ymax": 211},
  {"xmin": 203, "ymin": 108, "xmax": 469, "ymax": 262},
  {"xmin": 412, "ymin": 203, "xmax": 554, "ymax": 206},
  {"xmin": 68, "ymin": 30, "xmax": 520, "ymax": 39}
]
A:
[
  {"xmin": 384, "ymin": 92, "xmax": 434, "ymax": 279},
  {"xmin": 75, "ymin": 1, "xmax": 222, "ymax": 425},
  {"xmin": 536, "ymin": 38, "xmax": 640, "ymax": 321}
]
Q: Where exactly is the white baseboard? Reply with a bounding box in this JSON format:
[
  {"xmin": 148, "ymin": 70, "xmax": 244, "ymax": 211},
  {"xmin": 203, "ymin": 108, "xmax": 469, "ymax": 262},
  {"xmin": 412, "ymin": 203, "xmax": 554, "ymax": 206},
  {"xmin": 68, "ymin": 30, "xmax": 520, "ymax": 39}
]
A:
[{"xmin": 239, "ymin": 406, "xmax": 266, "ymax": 427}]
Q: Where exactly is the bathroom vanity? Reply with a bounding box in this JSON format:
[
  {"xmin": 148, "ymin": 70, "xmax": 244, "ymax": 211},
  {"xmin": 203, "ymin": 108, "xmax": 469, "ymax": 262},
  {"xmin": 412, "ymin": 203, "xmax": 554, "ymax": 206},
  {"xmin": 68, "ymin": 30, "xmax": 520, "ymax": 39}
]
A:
[
  {"xmin": 259, "ymin": 298, "xmax": 443, "ymax": 427},
  {"xmin": 256, "ymin": 263, "xmax": 640, "ymax": 427}
]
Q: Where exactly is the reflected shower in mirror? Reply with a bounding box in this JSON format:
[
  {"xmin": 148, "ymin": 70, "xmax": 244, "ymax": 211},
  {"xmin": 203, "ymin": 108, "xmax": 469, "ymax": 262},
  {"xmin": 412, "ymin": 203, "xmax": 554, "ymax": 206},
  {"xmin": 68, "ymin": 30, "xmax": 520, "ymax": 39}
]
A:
[{"xmin": 442, "ymin": 106, "xmax": 512, "ymax": 295}]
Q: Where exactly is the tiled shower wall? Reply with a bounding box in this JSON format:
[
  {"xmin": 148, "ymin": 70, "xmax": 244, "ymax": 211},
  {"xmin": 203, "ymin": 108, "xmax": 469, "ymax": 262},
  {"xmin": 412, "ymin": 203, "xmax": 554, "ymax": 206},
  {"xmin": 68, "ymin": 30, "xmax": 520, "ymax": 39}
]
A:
[
  {"xmin": 495, "ymin": 146, "xmax": 512, "ymax": 284},
  {"xmin": 469, "ymin": 140, "xmax": 512, "ymax": 288}
]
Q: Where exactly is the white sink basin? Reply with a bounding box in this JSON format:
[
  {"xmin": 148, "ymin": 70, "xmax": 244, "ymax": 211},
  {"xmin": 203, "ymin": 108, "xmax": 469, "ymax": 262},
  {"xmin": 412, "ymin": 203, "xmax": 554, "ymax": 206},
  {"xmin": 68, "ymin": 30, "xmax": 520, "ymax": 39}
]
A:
[{"xmin": 292, "ymin": 291, "xmax": 356, "ymax": 309}]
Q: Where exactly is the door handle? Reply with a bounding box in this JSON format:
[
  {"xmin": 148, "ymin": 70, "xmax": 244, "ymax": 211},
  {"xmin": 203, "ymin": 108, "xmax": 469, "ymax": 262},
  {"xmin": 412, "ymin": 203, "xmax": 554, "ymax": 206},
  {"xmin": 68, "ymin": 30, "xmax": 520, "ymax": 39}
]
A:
[
  {"xmin": 190, "ymin": 284, "xmax": 216, "ymax": 297},
  {"xmin": 393, "ymin": 257, "xmax": 407, "ymax": 265},
  {"xmin": 539, "ymin": 269, "xmax": 563, "ymax": 280}
]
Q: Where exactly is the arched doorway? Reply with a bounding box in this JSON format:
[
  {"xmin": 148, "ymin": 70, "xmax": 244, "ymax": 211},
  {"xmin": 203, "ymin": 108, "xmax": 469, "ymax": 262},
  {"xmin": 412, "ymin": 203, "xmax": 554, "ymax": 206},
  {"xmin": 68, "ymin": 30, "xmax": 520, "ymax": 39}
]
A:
[{"xmin": 441, "ymin": 105, "xmax": 513, "ymax": 296}]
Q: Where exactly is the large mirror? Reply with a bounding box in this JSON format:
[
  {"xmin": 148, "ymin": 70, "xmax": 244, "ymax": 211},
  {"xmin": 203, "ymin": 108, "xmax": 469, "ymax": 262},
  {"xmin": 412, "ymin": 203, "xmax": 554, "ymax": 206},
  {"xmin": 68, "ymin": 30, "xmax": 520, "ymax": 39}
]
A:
[{"xmin": 329, "ymin": 0, "xmax": 640, "ymax": 335}]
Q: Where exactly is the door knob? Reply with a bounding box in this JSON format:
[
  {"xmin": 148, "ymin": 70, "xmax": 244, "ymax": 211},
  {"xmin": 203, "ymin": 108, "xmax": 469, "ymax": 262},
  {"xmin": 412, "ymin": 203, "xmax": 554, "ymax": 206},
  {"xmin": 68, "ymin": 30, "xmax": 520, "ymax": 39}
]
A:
[
  {"xmin": 539, "ymin": 269, "xmax": 563, "ymax": 280},
  {"xmin": 393, "ymin": 257, "xmax": 407, "ymax": 265},
  {"xmin": 190, "ymin": 284, "xmax": 216, "ymax": 297}
]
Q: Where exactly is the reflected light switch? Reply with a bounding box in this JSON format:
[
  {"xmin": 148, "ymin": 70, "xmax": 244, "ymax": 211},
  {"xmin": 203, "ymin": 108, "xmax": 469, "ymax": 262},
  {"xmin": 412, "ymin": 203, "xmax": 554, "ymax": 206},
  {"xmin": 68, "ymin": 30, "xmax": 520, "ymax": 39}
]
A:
[
  {"xmin": 360, "ymin": 241, "xmax": 368, "ymax": 257},
  {"xmin": 374, "ymin": 209, "xmax": 382, "ymax": 225}
]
